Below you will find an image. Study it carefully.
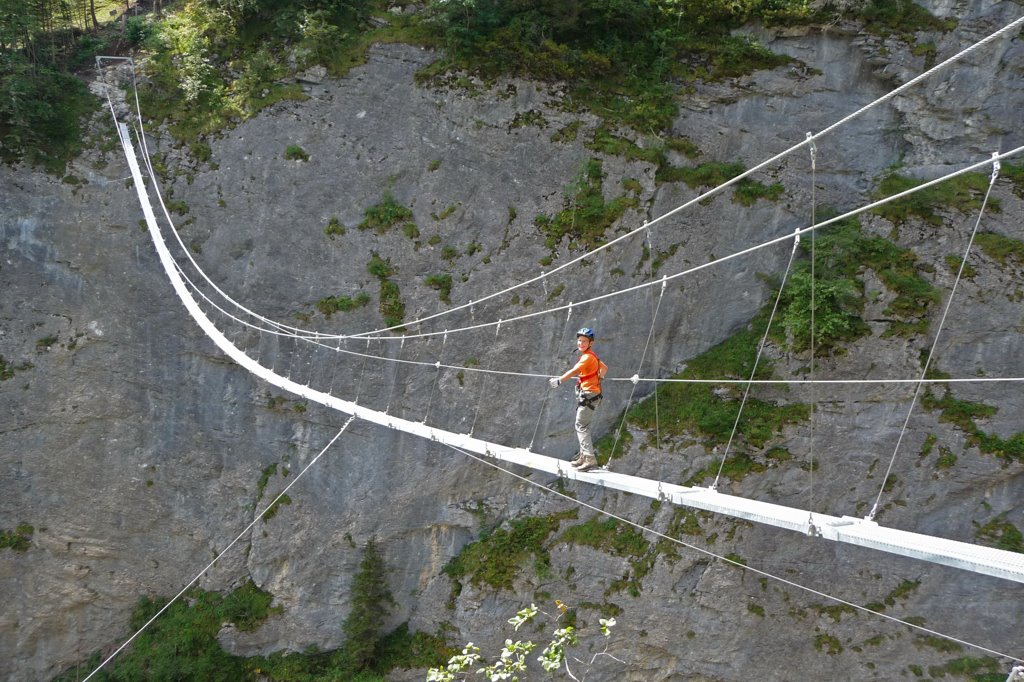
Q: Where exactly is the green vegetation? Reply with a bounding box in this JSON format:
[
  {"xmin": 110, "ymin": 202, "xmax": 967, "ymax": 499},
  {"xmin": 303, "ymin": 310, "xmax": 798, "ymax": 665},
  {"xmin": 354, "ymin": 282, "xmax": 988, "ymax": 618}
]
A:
[
  {"xmin": 444, "ymin": 512, "xmax": 575, "ymax": 592},
  {"xmin": 367, "ymin": 252, "xmax": 404, "ymax": 328},
  {"xmin": 925, "ymin": 656, "xmax": 1003, "ymax": 681},
  {"xmin": 2, "ymin": 0, "xmax": 955, "ymax": 175},
  {"xmin": 133, "ymin": 0, "xmax": 373, "ymax": 147},
  {"xmin": 935, "ymin": 446, "xmax": 957, "ymax": 469},
  {"xmin": 884, "ymin": 578, "xmax": 920, "ymax": 606},
  {"xmin": 0, "ymin": 356, "xmax": 16, "ymax": 380},
  {"xmin": 431, "ymin": 203, "xmax": 458, "ymax": 221},
  {"xmin": 974, "ymin": 231, "xmax": 1024, "ymax": 266},
  {"xmin": 425, "ymin": 273, "xmax": 453, "ymax": 304},
  {"xmin": 810, "ymin": 603, "xmax": 856, "ymax": 623},
  {"xmin": 340, "ymin": 538, "xmax": 397, "ymax": 672},
  {"xmin": 921, "ymin": 388, "xmax": 1024, "ymax": 462},
  {"xmin": 283, "ymin": 144, "xmax": 309, "ymax": 161},
  {"xmin": 534, "ymin": 158, "xmax": 637, "ymax": 252},
  {"xmin": 813, "ymin": 633, "xmax": 842, "ymax": 655},
  {"xmin": 561, "ymin": 516, "xmax": 656, "ymax": 597},
  {"xmin": 559, "ymin": 515, "xmax": 648, "ymax": 558},
  {"xmin": 429, "ymin": 603, "xmax": 617, "ymax": 681},
  {"xmin": 54, "ymin": 581, "xmax": 277, "ymax": 681},
  {"xmin": 316, "ymin": 291, "xmax": 371, "ymax": 317},
  {"xmin": 856, "ymin": 0, "xmax": 956, "ymax": 41},
  {"xmin": 36, "ymin": 334, "xmax": 59, "ymax": 350},
  {"xmin": 872, "ymin": 172, "xmax": 1000, "ymax": 226},
  {"xmin": 974, "ymin": 516, "xmax": 1023, "ymax": 553},
  {"xmin": 0, "ymin": 523, "xmax": 33, "ymax": 551},
  {"xmin": 1002, "ymin": 161, "xmax": 1024, "ymax": 197},
  {"xmin": 0, "ymin": 0, "xmax": 102, "ymax": 173},
  {"xmin": 944, "ymin": 254, "xmax": 975, "ymax": 279},
  {"xmin": 57, "ymin": 549, "xmax": 449, "ymax": 681},
  {"xmin": 261, "ymin": 494, "xmax": 292, "ymax": 521},
  {"xmin": 778, "ymin": 214, "xmax": 939, "ymax": 350},
  {"xmin": 359, "ymin": 192, "xmax": 415, "ymax": 234},
  {"xmin": 247, "ymin": 539, "xmax": 448, "ymax": 679},
  {"xmin": 656, "ymin": 160, "xmax": 783, "ymax": 206},
  {"xmin": 418, "ymin": 0, "xmax": 802, "ymax": 133},
  {"xmin": 626, "ymin": 311, "xmax": 809, "ymax": 455},
  {"xmin": 256, "ymin": 462, "xmax": 278, "ymax": 498}
]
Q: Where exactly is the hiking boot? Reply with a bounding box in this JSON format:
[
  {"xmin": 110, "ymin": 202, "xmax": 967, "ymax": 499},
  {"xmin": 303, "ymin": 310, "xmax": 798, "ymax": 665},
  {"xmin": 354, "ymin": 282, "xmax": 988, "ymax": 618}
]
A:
[
  {"xmin": 570, "ymin": 453, "xmax": 583, "ymax": 466},
  {"xmin": 574, "ymin": 456, "xmax": 598, "ymax": 472}
]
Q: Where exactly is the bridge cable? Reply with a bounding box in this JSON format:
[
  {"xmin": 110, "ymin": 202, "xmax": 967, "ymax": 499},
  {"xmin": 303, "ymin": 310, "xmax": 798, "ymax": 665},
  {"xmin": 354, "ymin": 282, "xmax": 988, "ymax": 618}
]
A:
[
  {"xmin": 101, "ymin": 13, "xmax": 1024, "ymax": 344},
  {"xmin": 469, "ymin": 305, "xmax": 486, "ymax": 437},
  {"xmin": 711, "ymin": 230, "xmax": 801, "ymax": 491},
  {"xmin": 174, "ymin": 246, "xmax": 1024, "ymax": 389},
  {"xmin": 109, "ymin": 113, "xmax": 1024, "ymax": 674},
  {"xmin": 807, "ymin": 132, "xmax": 818, "ymax": 528},
  {"xmin": 341, "ymin": 11, "xmax": 1024, "ymax": 340},
  {"xmin": 336, "ymin": 146, "xmax": 1024, "ymax": 343},
  {"xmin": 642, "ymin": 223, "xmax": 663, "ymax": 451},
  {"xmin": 866, "ymin": 154, "xmax": 1002, "ymax": 522},
  {"xmin": 140, "ymin": 104, "xmax": 1023, "ymax": 358},
  {"xmin": 442, "ymin": 441, "xmax": 1023, "ymax": 663},
  {"xmin": 83, "ymin": 416, "xmax": 356, "ymax": 681},
  {"xmin": 385, "ymin": 337, "xmax": 405, "ymax": 415},
  {"xmin": 530, "ymin": 302, "xmax": 575, "ymax": 450},
  {"xmin": 608, "ymin": 223, "xmax": 666, "ymax": 461},
  {"xmin": 611, "ymin": 276, "xmax": 667, "ymax": 461},
  {"xmin": 422, "ymin": 331, "xmax": 447, "ymax": 425}
]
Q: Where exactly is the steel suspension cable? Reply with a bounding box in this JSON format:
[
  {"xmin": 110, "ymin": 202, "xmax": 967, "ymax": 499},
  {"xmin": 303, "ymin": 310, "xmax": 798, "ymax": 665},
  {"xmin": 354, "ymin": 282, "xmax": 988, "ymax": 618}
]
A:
[
  {"xmin": 83, "ymin": 416, "xmax": 356, "ymax": 680},
  {"xmin": 807, "ymin": 133, "xmax": 818, "ymax": 526},
  {"xmin": 422, "ymin": 331, "xmax": 447, "ymax": 424},
  {"xmin": 343, "ymin": 146, "xmax": 1024, "ymax": 343},
  {"xmin": 866, "ymin": 156, "xmax": 1003, "ymax": 521},
  {"xmin": 442, "ymin": 441, "xmax": 1023, "ymax": 663},
  {"xmin": 609, "ymin": 277, "xmax": 668, "ymax": 461},
  {"xmin": 711, "ymin": 231, "xmax": 802, "ymax": 491},
  {"xmin": 530, "ymin": 302, "xmax": 576, "ymax": 451},
  {"xmin": 99, "ymin": 13, "xmax": 1024, "ymax": 345}
]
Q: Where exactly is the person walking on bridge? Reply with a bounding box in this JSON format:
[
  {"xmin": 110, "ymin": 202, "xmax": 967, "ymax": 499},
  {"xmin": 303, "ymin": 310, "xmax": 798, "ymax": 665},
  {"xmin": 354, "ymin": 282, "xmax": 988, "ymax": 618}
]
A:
[{"xmin": 549, "ymin": 327, "xmax": 608, "ymax": 472}]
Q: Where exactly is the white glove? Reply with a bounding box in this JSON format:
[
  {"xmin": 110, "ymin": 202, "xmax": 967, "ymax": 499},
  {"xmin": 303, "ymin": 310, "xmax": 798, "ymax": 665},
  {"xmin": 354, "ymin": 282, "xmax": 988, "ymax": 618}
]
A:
[{"xmin": 548, "ymin": 377, "xmax": 560, "ymax": 388}]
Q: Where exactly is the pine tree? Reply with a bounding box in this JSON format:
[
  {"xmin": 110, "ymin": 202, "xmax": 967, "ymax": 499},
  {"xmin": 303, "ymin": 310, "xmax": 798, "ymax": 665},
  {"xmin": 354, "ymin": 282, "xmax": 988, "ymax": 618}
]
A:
[{"xmin": 341, "ymin": 537, "xmax": 396, "ymax": 672}]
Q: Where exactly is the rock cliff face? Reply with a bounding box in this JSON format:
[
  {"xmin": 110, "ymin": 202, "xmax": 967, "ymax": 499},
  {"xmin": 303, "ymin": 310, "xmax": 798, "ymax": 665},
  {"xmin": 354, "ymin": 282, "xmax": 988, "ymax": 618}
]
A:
[{"xmin": 2, "ymin": 2, "xmax": 1024, "ymax": 679}]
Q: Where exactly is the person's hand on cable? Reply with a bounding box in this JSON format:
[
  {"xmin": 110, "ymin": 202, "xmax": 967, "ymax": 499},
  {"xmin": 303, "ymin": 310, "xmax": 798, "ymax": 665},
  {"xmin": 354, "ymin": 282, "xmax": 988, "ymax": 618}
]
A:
[{"xmin": 548, "ymin": 377, "xmax": 560, "ymax": 388}]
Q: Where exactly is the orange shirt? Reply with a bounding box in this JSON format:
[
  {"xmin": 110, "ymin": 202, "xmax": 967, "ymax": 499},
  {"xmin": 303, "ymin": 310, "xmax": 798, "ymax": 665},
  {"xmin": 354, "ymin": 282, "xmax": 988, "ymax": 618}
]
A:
[{"xmin": 574, "ymin": 350, "xmax": 602, "ymax": 394}]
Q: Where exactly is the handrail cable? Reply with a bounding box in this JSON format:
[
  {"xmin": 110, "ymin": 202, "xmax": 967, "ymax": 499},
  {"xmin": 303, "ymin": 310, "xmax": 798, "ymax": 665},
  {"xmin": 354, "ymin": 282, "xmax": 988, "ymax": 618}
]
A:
[
  {"xmin": 172, "ymin": 145, "xmax": 1024, "ymax": 350},
  {"xmin": 189, "ymin": 261, "xmax": 1024, "ymax": 388},
  {"xmin": 188, "ymin": 250, "xmax": 1024, "ymax": 387}
]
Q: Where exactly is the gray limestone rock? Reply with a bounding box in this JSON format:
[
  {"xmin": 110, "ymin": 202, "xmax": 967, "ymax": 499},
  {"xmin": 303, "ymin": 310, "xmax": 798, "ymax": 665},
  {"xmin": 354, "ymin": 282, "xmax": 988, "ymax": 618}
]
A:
[{"xmin": 2, "ymin": 5, "xmax": 1024, "ymax": 680}]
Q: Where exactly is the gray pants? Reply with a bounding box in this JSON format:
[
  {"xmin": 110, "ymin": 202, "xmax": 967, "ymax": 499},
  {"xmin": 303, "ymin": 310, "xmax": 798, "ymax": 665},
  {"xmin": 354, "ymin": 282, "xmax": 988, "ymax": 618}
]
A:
[{"xmin": 574, "ymin": 392, "xmax": 601, "ymax": 458}]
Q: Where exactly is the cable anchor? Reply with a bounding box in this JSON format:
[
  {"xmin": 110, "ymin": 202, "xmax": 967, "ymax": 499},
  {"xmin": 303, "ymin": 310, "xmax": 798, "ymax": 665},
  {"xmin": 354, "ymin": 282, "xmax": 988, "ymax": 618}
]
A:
[
  {"xmin": 806, "ymin": 132, "xmax": 817, "ymax": 170},
  {"xmin": 990, "ymin": 151, "xmax": 1001, "ymax": 184}
]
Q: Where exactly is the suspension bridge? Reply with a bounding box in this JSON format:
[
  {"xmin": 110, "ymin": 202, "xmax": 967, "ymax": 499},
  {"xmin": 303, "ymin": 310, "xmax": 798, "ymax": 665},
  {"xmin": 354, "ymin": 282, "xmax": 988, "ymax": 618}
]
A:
[{"xmin": 85, "ymin": 12, "xmax": 1024, "ymax": 679}]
